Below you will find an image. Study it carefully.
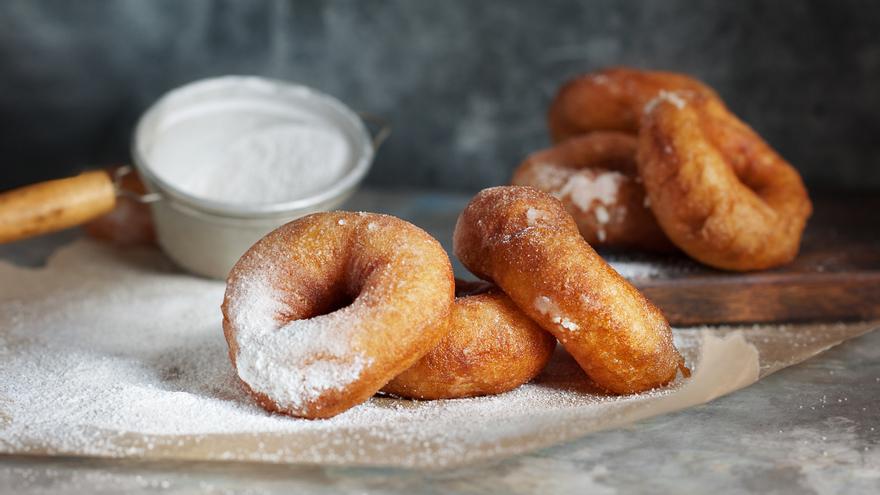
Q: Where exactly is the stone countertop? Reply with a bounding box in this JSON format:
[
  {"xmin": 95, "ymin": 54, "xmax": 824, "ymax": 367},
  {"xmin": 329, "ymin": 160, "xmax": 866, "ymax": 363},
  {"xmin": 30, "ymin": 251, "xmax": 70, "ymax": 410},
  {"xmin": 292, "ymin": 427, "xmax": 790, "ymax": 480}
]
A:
[{"xmin": 1, "ymin": 190, "xmax": 878, "ymax": 494}]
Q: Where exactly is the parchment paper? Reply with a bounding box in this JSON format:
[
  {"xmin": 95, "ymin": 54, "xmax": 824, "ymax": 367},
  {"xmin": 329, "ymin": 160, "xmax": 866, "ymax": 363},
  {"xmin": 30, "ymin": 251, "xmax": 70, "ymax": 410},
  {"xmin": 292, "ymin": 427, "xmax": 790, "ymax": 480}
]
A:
[{"xmin": 0, "ymin": 241, "xmax": 875, "ymax": 469}]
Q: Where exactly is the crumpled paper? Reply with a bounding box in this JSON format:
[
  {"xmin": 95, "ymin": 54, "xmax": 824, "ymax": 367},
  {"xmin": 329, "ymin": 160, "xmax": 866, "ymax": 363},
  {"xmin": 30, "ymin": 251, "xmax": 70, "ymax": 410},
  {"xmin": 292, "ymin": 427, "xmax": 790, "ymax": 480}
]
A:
[{"xmin": 0, "ymin": 241, "xmax": 875, "ymax": 468}]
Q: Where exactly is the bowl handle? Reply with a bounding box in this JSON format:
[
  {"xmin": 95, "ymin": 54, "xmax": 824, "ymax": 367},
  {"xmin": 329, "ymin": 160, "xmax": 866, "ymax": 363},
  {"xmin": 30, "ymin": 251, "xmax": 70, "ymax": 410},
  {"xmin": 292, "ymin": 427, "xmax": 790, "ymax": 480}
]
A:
[
  {"xmin": 0, "ymin": 170, "xmax": 119, "ymax": 243},
  {"xmin": 358, "ymin": 112, "xmax": 392, "ymax": 150}
]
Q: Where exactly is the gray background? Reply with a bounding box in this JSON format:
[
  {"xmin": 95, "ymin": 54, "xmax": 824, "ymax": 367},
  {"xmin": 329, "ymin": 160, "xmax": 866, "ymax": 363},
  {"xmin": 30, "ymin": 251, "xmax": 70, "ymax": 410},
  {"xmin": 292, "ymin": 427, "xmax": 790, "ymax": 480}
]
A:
[{"xmin": 1, "ymin": 0, "xmax": 878, "ymax": 192}]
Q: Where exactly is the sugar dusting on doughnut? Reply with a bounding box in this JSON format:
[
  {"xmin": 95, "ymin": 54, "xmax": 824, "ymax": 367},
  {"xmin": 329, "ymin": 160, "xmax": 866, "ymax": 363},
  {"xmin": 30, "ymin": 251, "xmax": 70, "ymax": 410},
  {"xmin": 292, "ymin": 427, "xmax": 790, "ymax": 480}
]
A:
[
  {"xmin": 512, "ymin": 132, "xmax": 674, "ymax": 251},
  {"xmin": 223, "ymin": 211, "xmax": 455, "ymax": 419},
  {"xmin": 556, "ymin": 169, "xmax": 624, "ymax": 213},
  {"xmin": 526, "ymin": 207, "xmax": 551, "ymax": 226},
  {"xmin": 643, "ymin": 90, "xmax": 688, "ymax": 114},
  {"xmin": 523, "ymin": 164, "xmax": 625, "ymax": 242},
  {"xmin": 534, "ymin": 295, "xmax": 580, "ymax": 331},
  {"xmin": 226, "ymin": 268, "xmax": 372, "ymax": 413}
]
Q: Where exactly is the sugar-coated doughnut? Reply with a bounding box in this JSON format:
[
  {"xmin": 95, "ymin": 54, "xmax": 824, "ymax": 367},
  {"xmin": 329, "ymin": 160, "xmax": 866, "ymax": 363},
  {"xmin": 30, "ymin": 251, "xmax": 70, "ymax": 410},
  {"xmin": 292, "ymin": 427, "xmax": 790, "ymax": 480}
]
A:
[
  {"xmin": 454, "ymin": 186, "xmax": 687, "ymax": 394},
  {"xmin": 511, "ymin": 132, "xmax": 673, "ymax": 251},
  {"xmin": 638, "ymin": 91, "xmax": 812, "ymax": 271},
  {"xmin": 548, "ymin": 67, "xmax": 718, "ymax": 142},
  {"xmin": 222, "ymin": 211, "xmax": 454, "ymax": 419},
  {"xmin": 383, "ymin": 280, "xmax": 556, "ymax": 400}
]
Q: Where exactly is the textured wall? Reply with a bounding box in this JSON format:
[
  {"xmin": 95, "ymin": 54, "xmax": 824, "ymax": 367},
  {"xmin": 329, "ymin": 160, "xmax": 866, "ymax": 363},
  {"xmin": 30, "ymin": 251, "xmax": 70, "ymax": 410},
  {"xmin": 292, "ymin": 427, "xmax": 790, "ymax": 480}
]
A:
[{"xmin": 1, "ymin": 0, "xmax": 879, "ymax": 192}]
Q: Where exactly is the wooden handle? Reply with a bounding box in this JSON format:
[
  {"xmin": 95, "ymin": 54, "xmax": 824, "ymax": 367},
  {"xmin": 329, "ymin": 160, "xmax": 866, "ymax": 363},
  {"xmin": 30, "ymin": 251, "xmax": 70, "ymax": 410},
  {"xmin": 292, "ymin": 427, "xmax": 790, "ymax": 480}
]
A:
[{"xmin": 0, "ymin": 171, "xmax": 117, "ymax": 243}]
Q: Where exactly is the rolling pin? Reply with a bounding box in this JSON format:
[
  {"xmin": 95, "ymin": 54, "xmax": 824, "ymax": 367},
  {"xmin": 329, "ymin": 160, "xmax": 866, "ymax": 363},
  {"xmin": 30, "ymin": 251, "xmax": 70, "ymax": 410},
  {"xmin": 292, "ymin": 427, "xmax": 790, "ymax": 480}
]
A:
[{"xmin": 0, "ymin": 171, "xmax": 117, "ymax": 243}]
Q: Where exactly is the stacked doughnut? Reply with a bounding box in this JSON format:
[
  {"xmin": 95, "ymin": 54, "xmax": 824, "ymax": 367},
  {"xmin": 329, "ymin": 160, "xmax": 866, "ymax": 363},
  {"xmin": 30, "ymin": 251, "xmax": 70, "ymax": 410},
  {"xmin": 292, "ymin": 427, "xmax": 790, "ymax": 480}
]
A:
[
  {"xmin": 514, "ymin": 67, "xmax": 812, "ymax": 271},
  {"xmin": 223, "ymin": 194, "xmax": 687, "ymax": 419}
]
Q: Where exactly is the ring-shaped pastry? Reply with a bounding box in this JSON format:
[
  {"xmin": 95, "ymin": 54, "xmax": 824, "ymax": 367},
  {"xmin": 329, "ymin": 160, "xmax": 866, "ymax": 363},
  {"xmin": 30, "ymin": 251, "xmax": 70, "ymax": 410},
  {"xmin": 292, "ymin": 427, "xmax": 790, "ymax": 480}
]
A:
[{"xmin": 222, "ymin": 211, "xmax": 454, "ymax": 419}]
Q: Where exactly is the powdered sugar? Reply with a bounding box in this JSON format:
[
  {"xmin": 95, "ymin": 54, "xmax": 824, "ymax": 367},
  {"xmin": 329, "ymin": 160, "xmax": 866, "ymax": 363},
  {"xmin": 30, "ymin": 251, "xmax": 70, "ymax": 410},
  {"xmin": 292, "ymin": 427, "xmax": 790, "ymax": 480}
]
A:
[
  {"xmin": 606, "ymin": 255, "xmax": 699, "ymax": 281},
  {"xmin": 147, "ymin": 110, "xmax": 352, "ymax": 205},
  {"xmin": 557, "ymin": 171, "xmax": 624, "ymax": 213},
  {"xmin": 559, "ymin": 318, "xmax": 580, "ymax": 331},
  {"xmin": 0, "ymin": 241, "xmax": 699, "ymax": 467},
  {"xmin": 0, "ymin": 240, "xmax": 869, "ymax": 469},
  {"xmin": 644, "ymin": 90, "xmax": 687, "ymax": 114},
  {"xmin": 525, "ymin": 207, "xmax": 550, "ymax": 226},
  {"xmin": 590, "ymin": 74, "xmax": 610, "ymax": 85},
  {"xmin": 226, "ymin": 271, "xmax": 371, "ymax": 414},
  {"xmin": 528, "ymin": 161, "xmax": 570, "ymax": 189},
  {"xmin": 594, "ymin": 204, "xmax": 611, "ymax": 224},
  {"xmin": 524, "ymin": 165, "xmax": 625, "ymax": 243},
  {"xmin": 534, "ymin": 295, "xmax": 579, "ymax": 332},
  {"xmin": 608, "ymin": 260, "xmax": 663, "ymax": 280},
  {"xmin": 524, "ymin": 163, "xmax": 624, "ymax": 213}
]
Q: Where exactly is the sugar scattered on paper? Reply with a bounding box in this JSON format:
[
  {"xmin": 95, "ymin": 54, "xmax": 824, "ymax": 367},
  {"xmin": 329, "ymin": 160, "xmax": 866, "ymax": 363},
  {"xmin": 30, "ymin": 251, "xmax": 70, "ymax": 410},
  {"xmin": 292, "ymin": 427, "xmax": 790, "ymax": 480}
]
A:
[
  {"xmin": 0, "ymin": 241, "xmax": 694, "ymax": 467},
  {"xmin": 2, "ymin": 240, "xmax": 867, "ymax": 468},
  {"xmin": 226, "ymin": 270, "xmax": 371, "ymax": 413}
]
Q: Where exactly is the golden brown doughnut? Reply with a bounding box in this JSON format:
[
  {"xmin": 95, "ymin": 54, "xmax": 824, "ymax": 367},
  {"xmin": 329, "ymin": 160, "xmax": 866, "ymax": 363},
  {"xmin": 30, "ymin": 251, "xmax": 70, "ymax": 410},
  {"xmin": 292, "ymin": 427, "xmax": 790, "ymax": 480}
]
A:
[
  {"xmin": 383, "ymin": 279, "xmax": 556, "ymax": 400},
  {"xmin": 547, "ymin": 67, "xmax": 718, "ymax": 141},
  {"xmin": 637, "ymin": 92, "xmax": 812, "ymax": 271},
  {"xmin": 454, "ymin": 186, "xmax": 687, "ymax": 394},
  {"xmin": 222, "ymin": 211, "xmax": 454, "ymax": 419},
  {"xmin": 511, "ymin": 131, "xmax": 673, "ymax": 251}
]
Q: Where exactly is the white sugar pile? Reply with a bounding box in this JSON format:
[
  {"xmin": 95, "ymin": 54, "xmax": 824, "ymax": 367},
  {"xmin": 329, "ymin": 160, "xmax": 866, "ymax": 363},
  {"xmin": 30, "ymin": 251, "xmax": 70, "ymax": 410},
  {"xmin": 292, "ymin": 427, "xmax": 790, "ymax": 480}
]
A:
[{"xmin": 147, "ymin": 110, "xmax": 352, "ymax": 205}]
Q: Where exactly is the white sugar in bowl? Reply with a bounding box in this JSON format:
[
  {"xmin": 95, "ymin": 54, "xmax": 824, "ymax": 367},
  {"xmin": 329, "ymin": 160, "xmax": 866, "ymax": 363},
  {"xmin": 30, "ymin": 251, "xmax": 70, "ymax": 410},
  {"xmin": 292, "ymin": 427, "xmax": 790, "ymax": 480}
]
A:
[{"xmin": 131, "ymin": 76, "xmax": 384, "ymax": 279}]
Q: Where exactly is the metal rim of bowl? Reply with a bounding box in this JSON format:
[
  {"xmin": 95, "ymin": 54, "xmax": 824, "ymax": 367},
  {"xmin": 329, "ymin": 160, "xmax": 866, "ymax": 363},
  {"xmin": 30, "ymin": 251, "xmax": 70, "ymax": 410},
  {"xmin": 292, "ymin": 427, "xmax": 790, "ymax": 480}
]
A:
[{"xmin": 131, "ymin": 75, "xmax": 375, "ymax": 220}]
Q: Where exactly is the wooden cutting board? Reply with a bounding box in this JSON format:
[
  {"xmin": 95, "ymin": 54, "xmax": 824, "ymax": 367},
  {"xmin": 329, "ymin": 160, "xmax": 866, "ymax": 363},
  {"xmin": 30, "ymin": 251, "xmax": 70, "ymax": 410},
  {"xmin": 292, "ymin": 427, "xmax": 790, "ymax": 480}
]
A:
[{"xmin": 619, "ymin": 194, "xmax": 880, "ymax": 326}]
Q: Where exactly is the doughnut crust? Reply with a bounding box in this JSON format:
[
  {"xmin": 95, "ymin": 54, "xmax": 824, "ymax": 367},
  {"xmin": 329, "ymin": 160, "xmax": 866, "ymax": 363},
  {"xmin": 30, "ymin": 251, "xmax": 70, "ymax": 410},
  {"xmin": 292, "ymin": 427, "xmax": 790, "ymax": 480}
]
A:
[
  {"xmin": 222, "ymin": 211, "xmax": 454, "ymax": 419},
  {"xmin": 383, "ymin": 280, "xmax": 556, "ymax": 400},
  {"xmin": 638, "ymin": 92, "xmax": 812, "ymax": 271},
  {"xmin": 511, "ymin": 132, "xmax": 673, "ymax": 251},
  {"xmin": 548, "ymin": 67, "xmax": 718, "ymax": 142},
  {"xmin": 454, "ymin": 186, "xmax": 686, "ymax": 394}
]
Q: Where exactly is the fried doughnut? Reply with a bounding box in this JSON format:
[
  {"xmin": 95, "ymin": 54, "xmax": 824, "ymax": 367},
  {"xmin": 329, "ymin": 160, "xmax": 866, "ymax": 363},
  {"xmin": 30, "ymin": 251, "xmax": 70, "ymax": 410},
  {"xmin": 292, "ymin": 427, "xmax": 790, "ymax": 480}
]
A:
[
  {"xmin": 222, "ymin": 211, "xmax": 454, "ymax": 419},
  {"xmin": 454, "ymin": 186, "xmax": 686, "ymax": 394},
  {"xmin": 637, "ymin": 91, "xmax": 812, "ymax": 271},
  {"xmin": 83, "ymin": 167, "xmax": 156, "ymax": 245},
  {"xmin": 548, "ymin": 67, "xmax": 718, "ymax": 141},
  {"xmin": 383, "ymin": 280, "xmax": 556, "ymax": 400},
  {"xmin": 511, "ymin": 132, "xmax": 673, "ymax": 251}
]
